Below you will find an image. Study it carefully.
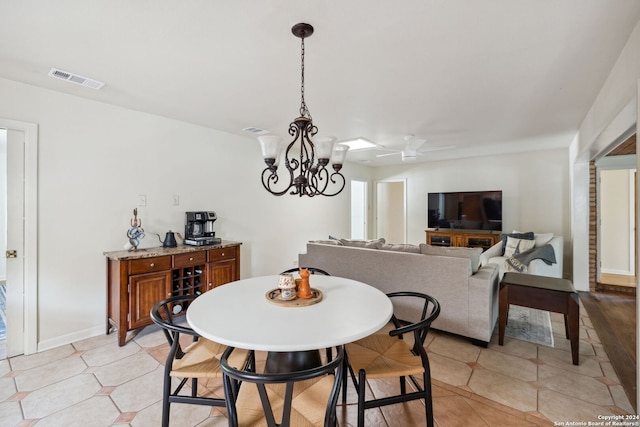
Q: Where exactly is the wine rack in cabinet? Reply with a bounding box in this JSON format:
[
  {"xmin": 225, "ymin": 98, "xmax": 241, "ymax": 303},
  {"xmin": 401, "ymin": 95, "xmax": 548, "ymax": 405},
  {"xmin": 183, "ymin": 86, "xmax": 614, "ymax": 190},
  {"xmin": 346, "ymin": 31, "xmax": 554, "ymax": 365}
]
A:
[
  {"xmin": 105, "ymin": 241, "xmax": 241, "ymax": 346},
  {"xmin": 172, "ymin": 251, "xmax": 207, "ymax": 297}
]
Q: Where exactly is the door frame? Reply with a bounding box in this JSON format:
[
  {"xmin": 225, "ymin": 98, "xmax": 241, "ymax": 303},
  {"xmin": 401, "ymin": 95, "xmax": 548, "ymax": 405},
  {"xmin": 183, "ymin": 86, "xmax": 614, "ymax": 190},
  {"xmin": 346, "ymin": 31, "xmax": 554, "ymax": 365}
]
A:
[{"xmin": 0, "ymin": 118, "xmax": 38, "ymax": 356}]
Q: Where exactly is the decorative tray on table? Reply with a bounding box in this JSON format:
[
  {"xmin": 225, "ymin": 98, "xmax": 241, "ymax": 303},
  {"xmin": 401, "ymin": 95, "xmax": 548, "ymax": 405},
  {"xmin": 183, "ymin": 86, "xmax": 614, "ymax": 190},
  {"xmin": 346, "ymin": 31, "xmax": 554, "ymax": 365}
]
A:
[{"xmin": 265, "ymin": 288, "xmax": 323, "ymax": 307}]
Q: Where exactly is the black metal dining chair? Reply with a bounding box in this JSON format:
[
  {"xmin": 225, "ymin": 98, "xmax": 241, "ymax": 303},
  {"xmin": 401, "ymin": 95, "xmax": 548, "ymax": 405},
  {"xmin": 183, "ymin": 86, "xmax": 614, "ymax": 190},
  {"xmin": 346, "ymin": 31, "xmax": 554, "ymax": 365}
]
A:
[
  {"xmin": 342, "ymin": 291, "xmax": 441, "ymax": 427},
  {"xmin": 150, "ymin": 294, "xmax": 250, "ymax": 427},
  {"xmin": 221, "ymin": 345, "xmax": 344, "ymax": 427},
  {"xmin": 280, "ymin": 266, "xmax": 331, "ymax": 276}
]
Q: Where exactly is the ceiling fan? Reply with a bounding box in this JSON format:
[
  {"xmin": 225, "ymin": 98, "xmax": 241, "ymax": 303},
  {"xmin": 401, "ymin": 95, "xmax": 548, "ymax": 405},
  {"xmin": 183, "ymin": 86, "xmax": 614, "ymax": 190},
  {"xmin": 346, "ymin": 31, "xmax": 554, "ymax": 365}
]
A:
[{"xmin": 375, "ymin": 135, "xmax": 456, "ymax": 162}]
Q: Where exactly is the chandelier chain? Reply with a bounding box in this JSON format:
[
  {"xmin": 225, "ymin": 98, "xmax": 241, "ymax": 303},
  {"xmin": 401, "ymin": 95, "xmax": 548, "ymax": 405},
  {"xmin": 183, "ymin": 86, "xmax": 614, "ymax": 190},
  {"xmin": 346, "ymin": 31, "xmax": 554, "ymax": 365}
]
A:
[{"xmin": 299, "ymin": 35, "xmax": 311, "ymax": 121}]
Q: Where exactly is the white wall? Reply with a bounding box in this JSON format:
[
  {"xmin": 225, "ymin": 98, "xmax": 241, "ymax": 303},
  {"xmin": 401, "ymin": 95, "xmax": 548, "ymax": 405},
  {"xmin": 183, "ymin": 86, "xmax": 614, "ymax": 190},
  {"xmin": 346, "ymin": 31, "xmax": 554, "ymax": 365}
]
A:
[
  {"xmin": 571, "ymin": 19, "xmax": 640, "ymax": 291},
  {"xmin": 0, "ymin": 77, "xmax": 373, "ymax": 350},
  {"xmin": 374, "ymin": 149, "xmax": 571, "ymax": 270}
]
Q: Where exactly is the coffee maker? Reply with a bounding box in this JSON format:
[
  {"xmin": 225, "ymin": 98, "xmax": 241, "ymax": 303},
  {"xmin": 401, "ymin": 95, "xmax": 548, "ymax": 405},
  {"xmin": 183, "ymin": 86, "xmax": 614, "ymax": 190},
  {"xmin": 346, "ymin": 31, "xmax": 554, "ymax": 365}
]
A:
[{"xmin": 184, "ymin": 211, "xmax": 221, "ymax": 246}]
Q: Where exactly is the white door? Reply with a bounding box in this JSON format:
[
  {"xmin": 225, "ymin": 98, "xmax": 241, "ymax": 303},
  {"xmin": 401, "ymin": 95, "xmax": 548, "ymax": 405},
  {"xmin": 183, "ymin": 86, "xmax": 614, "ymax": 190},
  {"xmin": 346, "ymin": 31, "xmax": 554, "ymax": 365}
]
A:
[
  {"xmin": 599, "ymin": 168, "xmax": 635, "ymax": 277},
  {"xmin": 376, "ymin": 180, "xmax": 407, "ymax": 243},
  {"xmin": 350, "ymin": 180, "xmax": 368, "ymax": 239},
  {"xmin": 5, "ymin": 129, "xmax": 25, "ymax": 357},
  {"xmin": 0, "ymin": 118, "xmax": 38, "ymax": 357}
]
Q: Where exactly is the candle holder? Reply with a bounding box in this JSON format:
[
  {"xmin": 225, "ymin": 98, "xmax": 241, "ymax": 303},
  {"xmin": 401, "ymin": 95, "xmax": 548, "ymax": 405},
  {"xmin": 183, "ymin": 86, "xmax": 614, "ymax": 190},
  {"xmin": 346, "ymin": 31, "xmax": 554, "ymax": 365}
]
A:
[{"xmin": 278, "ymin": 273, "xmax": 297, "ymax": 300}]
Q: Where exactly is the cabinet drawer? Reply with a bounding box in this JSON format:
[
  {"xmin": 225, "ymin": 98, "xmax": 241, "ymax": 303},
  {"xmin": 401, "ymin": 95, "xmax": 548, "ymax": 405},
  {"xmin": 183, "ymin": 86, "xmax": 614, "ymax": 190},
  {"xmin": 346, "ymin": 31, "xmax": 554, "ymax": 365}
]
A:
[
  {"xmin": 173, "ymin": 251, "xmax": 207, "ymax": 268},
  {"xmin": 129, "ymin": 256, "xmax": 171, "ymax": 275},
  {"xmin": 208, "ymin": 247, "xmax": 237, "ymax": 262}
]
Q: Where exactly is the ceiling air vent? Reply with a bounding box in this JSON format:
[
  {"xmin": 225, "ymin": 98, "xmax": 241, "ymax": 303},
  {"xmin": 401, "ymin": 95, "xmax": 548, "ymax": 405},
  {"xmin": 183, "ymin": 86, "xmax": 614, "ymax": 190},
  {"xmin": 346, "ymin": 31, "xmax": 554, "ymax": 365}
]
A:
[
  {"xmin": 48, "ymin": 68, "xmax": 105, "ymax": 90},
  {"xmin": 242, "ymin": 127, "xmax": 269, "ymax": 136}
]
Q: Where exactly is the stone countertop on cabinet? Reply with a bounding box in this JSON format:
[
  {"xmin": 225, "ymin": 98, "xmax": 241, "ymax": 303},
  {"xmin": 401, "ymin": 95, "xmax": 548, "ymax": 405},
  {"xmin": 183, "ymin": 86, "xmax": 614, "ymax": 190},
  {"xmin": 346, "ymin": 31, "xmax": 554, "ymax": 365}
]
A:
[{"xmin": 104, "ymin": 240, "xmax": 242, "ymax": 261}]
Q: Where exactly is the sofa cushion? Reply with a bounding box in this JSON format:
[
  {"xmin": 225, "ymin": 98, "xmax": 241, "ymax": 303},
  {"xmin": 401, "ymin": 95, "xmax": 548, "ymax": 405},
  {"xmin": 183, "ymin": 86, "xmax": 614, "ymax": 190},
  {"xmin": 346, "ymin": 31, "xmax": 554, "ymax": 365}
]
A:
[
  {"xmin": 380, "ymin": 243, "xmax": 421, "ymax": 253},
  {"xmin": 504, "ymin": 236, "xmax": 536, "ymax": 258},
  {"xmin": 339, "ymin": 238, "xmax": 386, "ymax": 249},
  {"xmin": 500, "ymin": 232, "xmax": 534, "ymax": 255},
  {"xmin": 533, "ymin": 233, "xmax": 554, "ymax": 247},
  {"xmin": 419, "ymin": 244, "xmax": 482, "ymax": 273}
]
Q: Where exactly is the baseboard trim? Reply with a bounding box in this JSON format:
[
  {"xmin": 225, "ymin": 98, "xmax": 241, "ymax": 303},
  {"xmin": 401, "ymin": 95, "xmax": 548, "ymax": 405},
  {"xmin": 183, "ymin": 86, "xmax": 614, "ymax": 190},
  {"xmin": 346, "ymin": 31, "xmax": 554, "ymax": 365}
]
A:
[{"xmin": 37, "ymin": 325, "xmax": 105, "ymax": 353}]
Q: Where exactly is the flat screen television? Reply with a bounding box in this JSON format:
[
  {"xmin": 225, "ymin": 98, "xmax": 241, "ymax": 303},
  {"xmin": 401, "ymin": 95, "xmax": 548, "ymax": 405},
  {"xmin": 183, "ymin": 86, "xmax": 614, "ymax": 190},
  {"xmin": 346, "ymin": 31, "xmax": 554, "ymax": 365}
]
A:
[{"xmin": 427, "ymin": 190, "xmax": 502, "ymax": 231}]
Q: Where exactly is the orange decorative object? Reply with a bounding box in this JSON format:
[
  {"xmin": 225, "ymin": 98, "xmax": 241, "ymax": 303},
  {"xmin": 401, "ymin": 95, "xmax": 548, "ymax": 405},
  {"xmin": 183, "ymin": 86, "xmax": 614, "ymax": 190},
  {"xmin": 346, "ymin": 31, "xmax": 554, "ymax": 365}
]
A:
[{"xmin": 297, "ymin": 268, "xmax": 313, "ymax": 299}]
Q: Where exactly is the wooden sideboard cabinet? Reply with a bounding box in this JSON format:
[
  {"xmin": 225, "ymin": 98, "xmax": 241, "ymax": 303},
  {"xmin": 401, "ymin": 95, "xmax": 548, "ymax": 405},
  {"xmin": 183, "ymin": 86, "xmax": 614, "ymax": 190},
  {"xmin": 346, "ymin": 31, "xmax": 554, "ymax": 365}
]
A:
[
  {"xmin": 425, "ymin": 229, "xmax": 500, "ymax": 251},
  {"xmin": 105, "ymin": 241, "xmax": 241, "ymax": 346}
]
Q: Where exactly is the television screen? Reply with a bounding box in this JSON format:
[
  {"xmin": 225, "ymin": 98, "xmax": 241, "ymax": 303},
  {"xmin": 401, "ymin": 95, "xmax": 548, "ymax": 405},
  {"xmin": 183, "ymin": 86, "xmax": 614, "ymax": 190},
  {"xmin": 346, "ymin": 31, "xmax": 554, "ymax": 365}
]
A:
[{"xmin": 427, "ymin": 191, "xmax": 502, "ymax": 231}]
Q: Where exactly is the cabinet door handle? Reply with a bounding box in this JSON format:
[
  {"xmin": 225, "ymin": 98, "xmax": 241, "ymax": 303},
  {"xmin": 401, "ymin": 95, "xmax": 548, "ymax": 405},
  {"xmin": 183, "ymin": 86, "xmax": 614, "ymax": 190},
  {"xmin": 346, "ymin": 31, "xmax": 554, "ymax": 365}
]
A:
[
  {"xmin": 221, "ymin": 253, "xmax": 225, "ymax": 257},
  {"xmin": 208, "ymin": 283, "xmax": 212, "ymax": 288},
  {"xmin": 167, "ymin": 292, "xmax": 171, "ymax": 297},
  {"xmin": 150, "ymin": 263, "xmax": 155, "ymax": 267},
  {"xmin": 189, "ymin": 257, "xmax": 193, "ymax": 261}
]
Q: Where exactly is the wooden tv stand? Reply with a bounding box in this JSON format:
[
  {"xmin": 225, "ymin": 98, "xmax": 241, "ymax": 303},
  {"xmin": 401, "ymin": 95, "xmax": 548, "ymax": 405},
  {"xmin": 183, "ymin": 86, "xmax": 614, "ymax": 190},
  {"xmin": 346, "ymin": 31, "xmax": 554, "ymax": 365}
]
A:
[{"xmin": 425, "ymin": 229, "xmax": 500, "ymax": 251}]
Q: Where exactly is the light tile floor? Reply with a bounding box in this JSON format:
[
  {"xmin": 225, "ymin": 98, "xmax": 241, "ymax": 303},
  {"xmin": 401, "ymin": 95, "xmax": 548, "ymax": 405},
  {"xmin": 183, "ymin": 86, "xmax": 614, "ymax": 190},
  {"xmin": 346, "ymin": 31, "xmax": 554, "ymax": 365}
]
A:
[{"xmin": 0, "ymin": 300, "xmax": 635, "ymax": 426}]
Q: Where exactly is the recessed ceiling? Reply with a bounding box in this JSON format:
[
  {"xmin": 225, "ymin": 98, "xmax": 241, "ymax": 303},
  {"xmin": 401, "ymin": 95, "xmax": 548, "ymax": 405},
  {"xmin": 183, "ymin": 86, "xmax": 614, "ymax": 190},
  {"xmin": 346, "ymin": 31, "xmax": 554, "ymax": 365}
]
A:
[{"xmin": 1, "ymin": 1, "xmax": 639, "ymax": 166}]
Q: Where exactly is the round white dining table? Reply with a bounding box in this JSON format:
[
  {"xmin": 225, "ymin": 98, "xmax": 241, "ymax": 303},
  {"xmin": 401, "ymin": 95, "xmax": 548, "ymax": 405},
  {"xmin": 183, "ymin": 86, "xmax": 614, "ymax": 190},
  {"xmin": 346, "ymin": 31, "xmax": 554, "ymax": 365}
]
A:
[{"xmin": 186, "ymin": 275, "xmax": 393, "ymax": 353}]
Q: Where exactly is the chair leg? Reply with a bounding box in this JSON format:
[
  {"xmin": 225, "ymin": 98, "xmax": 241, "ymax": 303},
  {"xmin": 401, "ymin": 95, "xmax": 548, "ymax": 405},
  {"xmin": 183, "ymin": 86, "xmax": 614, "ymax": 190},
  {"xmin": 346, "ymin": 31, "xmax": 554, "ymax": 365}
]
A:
[
  {"xmin": 342, "ymin": 352, "xmax": 352, "ymax": 404},
  {"xmin": 342, "ymin": 360, "xmax": 348, "ymax": 404},
  {"xmin": 400, "ymin": 375, "xmax": 406, "ymax": 394},
  {"xmin": 424, "ymin": 366, "xmax": 434, "ymax": 427},
  {"xmin": 192, "ymin": 378, "xmax": 197, "ymax": 397},
  {"xmin": 357, "ymin": 370, "xmax": 366, "ymax": 427},
  {"xmin": 162, "ymin": 377, "xmax": 171, "ymax": 427}
]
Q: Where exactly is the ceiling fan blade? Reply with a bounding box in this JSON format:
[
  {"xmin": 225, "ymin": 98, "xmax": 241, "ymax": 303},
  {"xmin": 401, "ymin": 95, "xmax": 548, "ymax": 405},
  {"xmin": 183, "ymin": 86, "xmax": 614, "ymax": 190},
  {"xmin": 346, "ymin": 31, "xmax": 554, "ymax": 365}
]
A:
[
  {"xmin": 419, "ymin": 145, "xmax": 456, "ymax": 153},
  {"xmin": 406, "ymin": 138, "xmax": 426, "ymax": 151},
  {"xmin": 376, "ymin": 152, "xmax": 401, "ymax": 158}
]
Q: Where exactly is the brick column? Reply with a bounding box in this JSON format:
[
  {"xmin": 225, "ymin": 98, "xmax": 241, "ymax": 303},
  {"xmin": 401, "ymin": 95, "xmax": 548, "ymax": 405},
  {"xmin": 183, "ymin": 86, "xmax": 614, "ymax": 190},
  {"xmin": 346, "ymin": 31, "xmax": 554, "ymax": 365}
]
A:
[{"xmin": 589, "ymin": 161, "xmax": 597, "ymax": 292}]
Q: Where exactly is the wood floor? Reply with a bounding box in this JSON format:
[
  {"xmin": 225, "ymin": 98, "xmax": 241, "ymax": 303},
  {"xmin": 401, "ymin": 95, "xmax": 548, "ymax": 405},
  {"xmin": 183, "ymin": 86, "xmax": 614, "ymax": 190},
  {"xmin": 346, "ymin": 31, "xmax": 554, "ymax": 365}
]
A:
[{"xmin": 580, "ymin": 288, "xmax": 637, "ymax": 411}]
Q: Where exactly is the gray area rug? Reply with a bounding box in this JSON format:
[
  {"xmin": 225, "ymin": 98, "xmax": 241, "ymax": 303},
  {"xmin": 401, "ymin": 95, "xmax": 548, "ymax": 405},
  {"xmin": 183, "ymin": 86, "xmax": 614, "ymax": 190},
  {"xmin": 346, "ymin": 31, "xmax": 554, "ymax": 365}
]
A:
[{"xmin": 503, "ymin": 305, "xmax": 554, "ymax": 347}]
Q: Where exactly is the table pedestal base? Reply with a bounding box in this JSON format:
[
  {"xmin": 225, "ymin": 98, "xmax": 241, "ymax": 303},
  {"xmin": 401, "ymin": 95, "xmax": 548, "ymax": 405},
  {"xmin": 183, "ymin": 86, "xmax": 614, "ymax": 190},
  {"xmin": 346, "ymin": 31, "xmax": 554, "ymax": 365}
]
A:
[{"xmin": 265, "ymin": 350, "xmax": 322, "ymax": 373}]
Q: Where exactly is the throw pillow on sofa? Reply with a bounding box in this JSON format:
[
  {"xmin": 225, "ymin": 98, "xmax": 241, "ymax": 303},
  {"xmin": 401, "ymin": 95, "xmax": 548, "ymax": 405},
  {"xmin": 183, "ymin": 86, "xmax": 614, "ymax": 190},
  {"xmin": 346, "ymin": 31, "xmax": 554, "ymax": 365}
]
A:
[
  {"xmin": 419, "ymin": 244, "xmax": 482, "ymax": 273},
  {"xmin": 339, "ymin": 238, "xmax": 386, "ymax": 249},
  {"xmin": 500, "ymin": 232, "xmax": 534, "ymax": 255},
  {"xmin": 503, "ymin": 237, "xmax": 536, "ymax": 258}
]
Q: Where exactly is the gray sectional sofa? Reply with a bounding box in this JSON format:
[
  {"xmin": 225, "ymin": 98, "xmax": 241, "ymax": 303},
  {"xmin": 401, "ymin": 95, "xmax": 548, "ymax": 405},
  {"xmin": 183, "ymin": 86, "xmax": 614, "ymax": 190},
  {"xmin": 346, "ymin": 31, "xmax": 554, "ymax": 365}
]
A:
[{"xmin": 298, "ymin": 241, "xmax": 500, "ymax": 346}]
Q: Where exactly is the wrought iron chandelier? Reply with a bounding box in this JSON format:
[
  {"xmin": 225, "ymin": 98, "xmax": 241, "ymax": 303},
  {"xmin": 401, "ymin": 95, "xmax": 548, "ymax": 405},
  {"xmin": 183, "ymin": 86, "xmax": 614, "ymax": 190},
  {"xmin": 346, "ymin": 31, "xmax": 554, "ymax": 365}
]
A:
[{"xmin": 259, "ymin": 23, "xmax": 349, "ymax": 197}]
